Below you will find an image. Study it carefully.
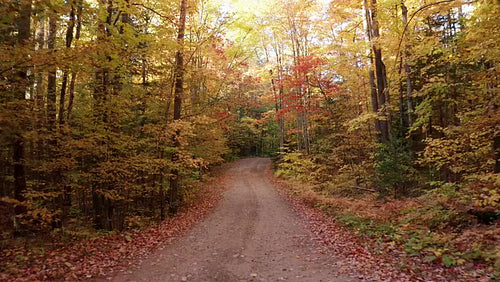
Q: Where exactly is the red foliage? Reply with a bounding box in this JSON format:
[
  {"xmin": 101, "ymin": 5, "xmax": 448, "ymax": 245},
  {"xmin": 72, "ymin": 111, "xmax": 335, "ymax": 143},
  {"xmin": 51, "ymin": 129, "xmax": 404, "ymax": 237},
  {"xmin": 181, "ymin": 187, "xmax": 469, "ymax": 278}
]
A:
[
  {"xmin": 274, "ymin": 54, "xmax": 341, "ymax": 123},
  {"xmin": 215, "ymin": 110, "xmax": 234, "ymax": 120},
  {"xmin": 292, "ymin": 55, "xmax": 327, "ymax": 75}
]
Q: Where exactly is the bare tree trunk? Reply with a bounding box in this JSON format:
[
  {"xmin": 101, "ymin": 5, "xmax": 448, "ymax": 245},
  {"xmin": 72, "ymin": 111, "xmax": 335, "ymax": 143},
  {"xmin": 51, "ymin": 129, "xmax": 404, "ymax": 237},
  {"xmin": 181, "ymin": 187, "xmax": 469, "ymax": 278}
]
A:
[
  {"xmin": 57, "ymin": 1, "xmax": 77, "ymax": 229},
  {"xmin": 47, "ymin": 22, "xmax": 62, "ymax": 228},
  {"xmin": 35, "ymin": 14, "xmax": 45, "ymax": 113},
  {"xmin": 290, "ymin": 35, "xmax": 304, "ymax": 152},
  {"xmin": 67, "ymin": 0, "xmax": 82, "ymax": 122},
  {"xmin": 272, "ymin": 41, "xmax": 286, "ymax": 151},
  {"xmin": 401, "ymin": 0, "xmax": 413, "ymax": 127},
  {"xmin": 47, "ymin": 15, "xmax": 57, "ymax": 130},
  {"xmin": 33, "ymin": 13, "xmax": 46, "ymax": 177},
  {"xmin": 296, "ymin": 111, "xmax": 302, "ymax": 151},
  {"xmin": 67, "ymin": 73, "xmax": 76, "ymax": 121},
  {"xmin": 367, "ymin": 0, "xmax": 391, "ymax": 143},
  {"xmin": 13, "ymin": 0, "xmax": 32, "ymax": 235},
  {"xmin": 364, "ymin": 0, "xmax": 382, "ymax": 141},
  {"xmin": 168, "ymin": 0, "xmax": 187, "ymax": 215},
  {"xmin": 399, "ymin": 57, "xmax": 405, "ymax": 131},
  {"xmin": 91, "ymin": 0, "xmax": 113, "ymax": 230},
  {"xmin": 59, "ymin": 1, "xmax": 76, "ymax": 126},
  {"xmin": 373, "ymin": 49, "xmax": 390, "ymax": 142}
]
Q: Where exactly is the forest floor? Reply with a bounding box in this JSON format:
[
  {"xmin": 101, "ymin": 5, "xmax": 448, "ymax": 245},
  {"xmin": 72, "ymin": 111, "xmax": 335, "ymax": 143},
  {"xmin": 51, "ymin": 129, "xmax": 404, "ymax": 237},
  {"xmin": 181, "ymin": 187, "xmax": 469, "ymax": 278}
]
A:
[
  {"xmin": 110, "ymin": 157, "xmax": 494, "ymax": 281},
  {"xmin": 2, "ymin": 158, "xmax": 494, "ymax": 281},
  {"xmin": 110, "ymin": 157, "xmax": 355, "ymax": 281},
  {"xmin": 1, "ymin": 164, "xmax": 229, "ymax": 281}
]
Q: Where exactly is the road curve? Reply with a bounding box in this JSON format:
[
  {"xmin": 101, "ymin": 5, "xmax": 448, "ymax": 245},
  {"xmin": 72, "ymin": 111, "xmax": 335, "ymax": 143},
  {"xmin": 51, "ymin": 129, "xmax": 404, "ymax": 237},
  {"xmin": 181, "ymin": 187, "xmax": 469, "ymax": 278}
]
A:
[{"xmin": 112, "ymin": 158, "xmax": 352, "ymax": 282}]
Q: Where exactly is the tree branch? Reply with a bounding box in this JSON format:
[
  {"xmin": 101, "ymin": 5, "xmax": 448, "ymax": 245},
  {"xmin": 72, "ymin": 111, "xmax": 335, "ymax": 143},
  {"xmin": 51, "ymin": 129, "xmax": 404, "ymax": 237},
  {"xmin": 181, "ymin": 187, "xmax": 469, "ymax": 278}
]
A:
[
  {"xmin": 132, "ymin": 2, "xmax": 175, "ymax": 24},
  {"xmin": 394, "ymin": 0, "xmax": 456, "ymax": 69}
]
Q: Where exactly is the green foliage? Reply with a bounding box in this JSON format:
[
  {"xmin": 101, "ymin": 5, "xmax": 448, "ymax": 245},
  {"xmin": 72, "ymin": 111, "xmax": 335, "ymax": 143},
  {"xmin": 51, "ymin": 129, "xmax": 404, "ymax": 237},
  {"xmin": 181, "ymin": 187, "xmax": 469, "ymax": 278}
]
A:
[
  {"xmin": 339, "ymin": 213, "xmax": 396, "ymax": 240},
  {"xmin": 225, "ymin": 116, "xmax": 259, "ymax": 157},
  {"xmin": 373, "ymin": 138, "xmax": 416, "ymax": 198},
  {"xmin": 225, "ymin": 110, "xmax": 279, "ymax": 158}
]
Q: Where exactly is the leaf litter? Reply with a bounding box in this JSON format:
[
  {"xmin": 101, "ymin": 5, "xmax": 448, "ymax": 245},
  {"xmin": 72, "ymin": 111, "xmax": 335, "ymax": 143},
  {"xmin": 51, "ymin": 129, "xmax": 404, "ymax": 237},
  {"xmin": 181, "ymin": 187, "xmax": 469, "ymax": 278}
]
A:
[
  {"xmin": 269, "ymin": 171, "xmax": 494, "ymax": 282},
  {"xmin": 0, "ymin": 176, "xmax": 227, "ymax": 281}
]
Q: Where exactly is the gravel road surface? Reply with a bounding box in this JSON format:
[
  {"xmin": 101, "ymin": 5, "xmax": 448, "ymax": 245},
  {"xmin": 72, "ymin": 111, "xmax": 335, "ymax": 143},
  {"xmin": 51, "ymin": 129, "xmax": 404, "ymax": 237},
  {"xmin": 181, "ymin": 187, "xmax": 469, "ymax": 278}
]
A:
[{"xmin": 112, "ymin": 158, "xmax": 352, "ymax": 282}]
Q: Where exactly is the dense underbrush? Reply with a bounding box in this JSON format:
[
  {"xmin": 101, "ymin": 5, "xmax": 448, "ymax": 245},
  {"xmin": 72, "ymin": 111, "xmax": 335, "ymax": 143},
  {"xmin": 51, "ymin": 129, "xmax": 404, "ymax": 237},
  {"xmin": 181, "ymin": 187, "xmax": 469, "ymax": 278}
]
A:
[
  {"xmin": 274, "ymin": 155, "xmax": 499, "ymax": 279},
  {"xmin": 0, "ymin": 169, "xmax": 227, "ymax": 280}
]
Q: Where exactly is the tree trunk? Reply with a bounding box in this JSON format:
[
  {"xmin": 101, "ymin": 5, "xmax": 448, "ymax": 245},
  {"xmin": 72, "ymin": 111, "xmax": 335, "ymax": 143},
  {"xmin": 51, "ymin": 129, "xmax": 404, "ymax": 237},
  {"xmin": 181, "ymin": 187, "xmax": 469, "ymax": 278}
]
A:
[
  {"xmin": 270, "ymin": 70, "xmax": 284, "ymax": 150},
  {"xmin": 47, "ymin": 15, "xmax": 57, "ymax": 130},
  {"xmin": 369, "ymin": 66, "xmax": 381, "ymax": 135},
  {"xmin": 373, "ymin": 50, "xmax": 390, "ymax": 142},
  {"xmin": 364, "ymin": 0, "xmax": 382, "ymax": 141},
  {"xmin": 303, "ymin": 79, "xmax": 311, "ymax": 155},
  {"xmin": 35, "ymin": 14, "xmax": 45, "ymax": 115},
  {"xmin": 296, "ymin": 111, "xmax": 303, "ymax": 151},
  {"xmin": 272, "ymin": 42, "xmax": 286, "ymax": 151},
  {"xmin": 494, "ymin": 135, "xmax": 500, "ymax": 173},
  {"xmin": 13, "ymin": 0, "xmax": 32, "ymax": 235},
  {"xmin": 67, "ymin": 1, "xmax": 82, "ymax": 122},
  {"xmin": 67, "ymin": 73, "xmax": 76, "ymax": 121},
  {"xmin": 369, "ymin": 0, "xmax": 390, "ymax": 143},
  {"xmin": 302, "ymin": 110, "xmax": 310, "ymax": 154},
  {"xmin": 399, "ymin": 56, "xmax": 405, "ymax": 132},
  {"xmin": 91, "ymin": 0, "xmax": 113, "ymax": 229},
  {"xmin": 401, "ymin": 0, "xmax": 413, "ymax": 127},
  {"xmin": 59, "ymin": 2, "xmax": 76, "ymax": 228},
  {"xmin": 159, "ymin": 174, "xmax": 165, "ymax": 220},
  {"xmin": 92, "ymin": 185, "xmax": 104, "ymax": 229},
  {"xmin": 168, "ymin": 0, "xmax": 187, "ymax": 215},
  {"xmin": 59, "ymin": 1, "xmax": 76, "ymax": 126}
]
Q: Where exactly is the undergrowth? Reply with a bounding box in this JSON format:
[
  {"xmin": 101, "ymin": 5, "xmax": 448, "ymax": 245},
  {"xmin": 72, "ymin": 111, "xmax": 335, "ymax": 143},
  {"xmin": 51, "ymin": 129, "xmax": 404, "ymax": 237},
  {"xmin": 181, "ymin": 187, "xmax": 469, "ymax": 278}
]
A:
[
  {"xmin": 0, "ymin": 169, "xmax": 221, "ymax": 278},
  {"xmin": 273, "ymin": 168, "xmax": 499, "ymax": 278}
]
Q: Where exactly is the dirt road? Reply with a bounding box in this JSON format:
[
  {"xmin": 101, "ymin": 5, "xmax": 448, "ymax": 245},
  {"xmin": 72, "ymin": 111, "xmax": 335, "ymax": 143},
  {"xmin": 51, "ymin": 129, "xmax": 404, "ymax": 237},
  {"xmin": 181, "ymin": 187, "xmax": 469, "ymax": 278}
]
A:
[{"xmin": 113, "ymin": 158, "xmax": 352, "ymax": 281}]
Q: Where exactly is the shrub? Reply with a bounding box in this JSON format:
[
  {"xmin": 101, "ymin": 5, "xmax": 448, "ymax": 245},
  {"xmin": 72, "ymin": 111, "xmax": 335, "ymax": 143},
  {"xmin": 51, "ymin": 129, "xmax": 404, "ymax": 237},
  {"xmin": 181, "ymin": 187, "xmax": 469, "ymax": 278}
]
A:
[{"xmin": 373, "ymin": 138, "xmax": 417, "ymax": 198}]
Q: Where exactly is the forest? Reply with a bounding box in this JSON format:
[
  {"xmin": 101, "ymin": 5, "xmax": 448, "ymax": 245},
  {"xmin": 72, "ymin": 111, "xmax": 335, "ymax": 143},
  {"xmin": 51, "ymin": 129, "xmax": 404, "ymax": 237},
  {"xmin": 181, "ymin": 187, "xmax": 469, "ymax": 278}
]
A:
[{"xmin": 0, "ymin": 0, "xmax": 498, "ymax": 280}]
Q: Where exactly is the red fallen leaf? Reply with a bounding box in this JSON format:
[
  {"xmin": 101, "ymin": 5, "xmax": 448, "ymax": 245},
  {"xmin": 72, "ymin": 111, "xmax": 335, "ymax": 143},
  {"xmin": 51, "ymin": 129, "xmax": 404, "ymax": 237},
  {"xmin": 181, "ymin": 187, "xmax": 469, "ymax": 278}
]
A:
[
  {"xmin": 1, "ymin": 177, "xmax": 227, "ymax": 281},
  {"xmin": 269, "ymin": 171, "xmax": 495, "ymax": 282}
]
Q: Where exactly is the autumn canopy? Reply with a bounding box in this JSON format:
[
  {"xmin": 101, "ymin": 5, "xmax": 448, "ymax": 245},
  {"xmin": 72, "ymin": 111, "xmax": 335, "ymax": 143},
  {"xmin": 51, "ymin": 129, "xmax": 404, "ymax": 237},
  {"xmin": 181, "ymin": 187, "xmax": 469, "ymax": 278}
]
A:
[{"xmin": 0, "ymin": 0, "xmax": 499, "ymax": 279}]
